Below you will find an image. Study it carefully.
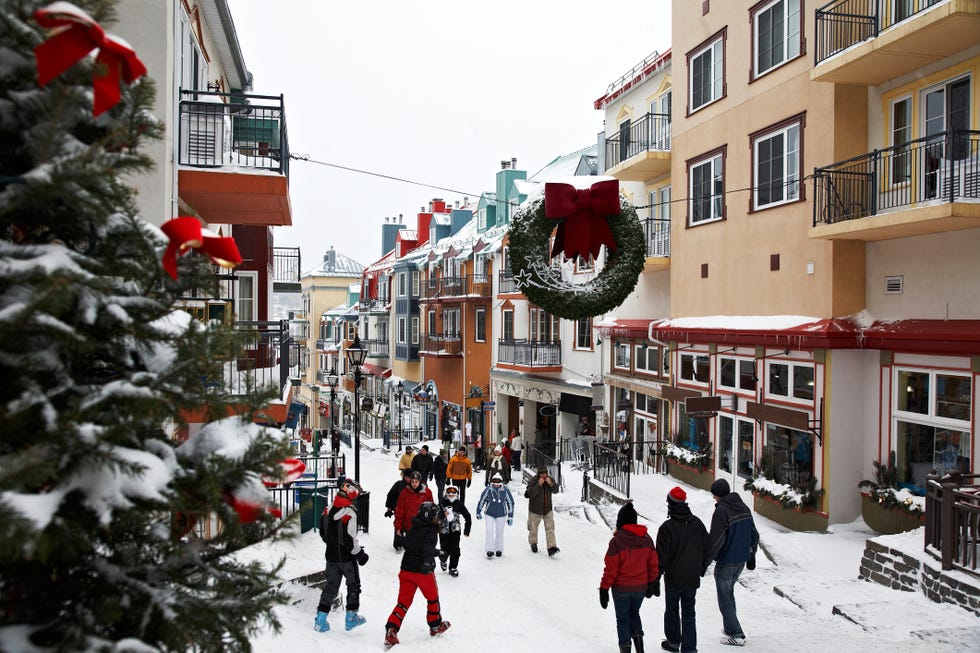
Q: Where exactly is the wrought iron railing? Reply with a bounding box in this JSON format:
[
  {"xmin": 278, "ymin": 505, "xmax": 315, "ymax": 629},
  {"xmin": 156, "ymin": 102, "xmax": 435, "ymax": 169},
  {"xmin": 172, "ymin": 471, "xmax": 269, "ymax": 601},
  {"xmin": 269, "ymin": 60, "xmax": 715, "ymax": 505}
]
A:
[
  {"xmin": 813, "ymin": 129, "xmax": 980, "ymax": 226},
  {"xmin": 524, "ymin": 444, "xmax": 562, "ymax": 491},
  {"xmin": 273, "ymin": 247, "xmax": 300, "ymax": 284},
  {"xmin": 497, "ymin": 339, "xmax": 561, "ymax": 367},
  {"xmin": 364, "ymin": 338, "xmax": 389, "ymax": 357},
  {"xmin": 178, "ymin": 90, "xmax": 289, "ymax": 175},
  {"xmin": 592, "ymin": 441, "xmax": 631, "ymax": 496},
  {"xmin": 383, "ymin": 427, "xmax": 425, "ymax": 450},
  {"xmin": 603, "ymin": 112, "xmax": 671, "ymax": 171},
  {"xmin": 420, "ymin": 275, "xmax": 492, "ymax": 300},
  {"xmin": 498, "ymin": 270, "xmax": 518, "ymax": 294},
  {"xmin": 359, "ymin": 298, "xmax": 388, "ymax": 313},
  {"xmin": 815, "ymin": 0, "xmax": 947, "ymax": 65},
  {"xmin": 421, "ymin": 333, "xmax": 462, "ymax": 355},
  {"xmin": 223, "ymin": 320, "xmax": 298, "ymax": 397},
  {"xmin": 643, "ymin": 218, "xmax": 671, "ymax": 257},
  {"xmin": 924, "ymin": 472, "xmax": 980, "ymax": 576}
]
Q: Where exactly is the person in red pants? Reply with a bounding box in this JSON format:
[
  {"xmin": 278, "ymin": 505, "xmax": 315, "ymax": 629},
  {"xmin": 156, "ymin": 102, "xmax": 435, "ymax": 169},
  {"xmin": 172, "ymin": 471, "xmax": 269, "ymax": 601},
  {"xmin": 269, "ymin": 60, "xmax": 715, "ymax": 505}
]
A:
[{"xmin": 384, "ymin": 502, "xmax": 451, "ymax": 649}]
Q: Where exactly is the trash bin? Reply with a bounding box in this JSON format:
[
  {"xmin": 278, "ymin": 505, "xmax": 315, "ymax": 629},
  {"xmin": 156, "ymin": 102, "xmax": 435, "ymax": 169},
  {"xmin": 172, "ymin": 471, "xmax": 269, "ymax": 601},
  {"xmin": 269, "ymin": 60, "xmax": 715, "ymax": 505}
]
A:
[
  {"xmin": 354, "ymin": 491, "xmax": 370, "ymax": 533},
  {"xmin": 296, "ymin": 482, "xmax": 334, "ymax": 534}
]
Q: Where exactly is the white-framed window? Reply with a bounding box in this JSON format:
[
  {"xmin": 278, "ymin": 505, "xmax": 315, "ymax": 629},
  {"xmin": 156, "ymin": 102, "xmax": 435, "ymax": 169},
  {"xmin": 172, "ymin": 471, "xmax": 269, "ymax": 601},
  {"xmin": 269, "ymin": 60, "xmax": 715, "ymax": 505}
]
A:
[
  {"xmin": 575, "ymin": 318, "xmax": 593, "ymax": 350},
  {"xmin": 529, "ymin": 308, "xmax": 560, "ymax": 342},
  {"xmin": 718, "ymin": 356, "xmax": 757, "ymax": 392},
  {"xmin": 752, "ymin": 0, "xmax": 801, "ymax": 78},
  {"xmin": 427, "ymin": 309, "xmax": 436, "ymax": 336},
  {"xmin": 502, "ymin": 309, "xmax": 514, "ymax": 341},
  {"xmin": 680, "ymin": 353, "xmax": 710, "ymax": 384},
  {"xmin": 648, "ymin": 186, "xmax": 671, "ymax": 257},
  {"xmin": 650, "ymin": 91, "xmax": 672, "ymax": 149},
  {"xmin": 397, "ymin": 272, "xmax": 407, "ymax": 297},
  {"xmin": 235, "ymin": 271, "xmax": 257, "ymax": 321},
  {"xmin": 575, "ymin": 255, "xmax": 594, "ymax": 273},
  {"xmin": 689, "ymin": 33, "xmax": 724, "ymax": 112},
  {"xmin": 614, "ymin": 342, "xmax": 632, "ymax": 369},
  {"xmin": 397, "ymin": 317, "xmax": 407, "ymax": 344},
  {"xmin": 411, "ymin": 271, "xmax": 420, "ymax": 296},
  {"xmin": 444, "ymin": 309, "xmax": 460, "ymax": 337},
  {"xmin": 689, "ymin": 151, "xmax": 725, "ymax": 225},
  {"xmin": 475, "ymin": 308, "xmax": 486, "ymax": 342},
  {"xmin": 179, "ymin": 9, "xmax": 208, "ymax": 92},
  {"xmin": 635, "ymin": 344, "xmax": 661, "ymax": 374},
  {"xmin": 753, "ymin": 117, "xmax": 802, "ymax": 210},
  {"xmin": 889, "ymin": 97, "xmax": 912, "ymax": 185},
  {"xmin": 766, "ymin": 361, "xmax": 814, "ymax": 401},
  {"xmin": 411, "ymin": 317, "xmax": 419, "ymax": 344}
]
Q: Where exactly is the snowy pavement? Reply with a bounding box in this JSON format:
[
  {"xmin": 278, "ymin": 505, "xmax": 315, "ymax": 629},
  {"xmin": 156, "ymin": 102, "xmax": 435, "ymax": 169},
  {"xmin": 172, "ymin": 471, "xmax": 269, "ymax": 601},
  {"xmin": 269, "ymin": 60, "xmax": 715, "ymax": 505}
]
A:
[{"xmin": 238, "ymin": 440, "xmax": 980, "ymax": 652}]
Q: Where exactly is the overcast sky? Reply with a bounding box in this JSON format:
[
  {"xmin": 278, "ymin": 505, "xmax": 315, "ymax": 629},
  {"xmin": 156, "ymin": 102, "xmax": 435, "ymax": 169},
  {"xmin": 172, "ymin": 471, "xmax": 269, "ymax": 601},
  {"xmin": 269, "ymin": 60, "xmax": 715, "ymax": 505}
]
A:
[{"xmin": 227, "ymin": 0, "xmax": 672, "ymax": 271}]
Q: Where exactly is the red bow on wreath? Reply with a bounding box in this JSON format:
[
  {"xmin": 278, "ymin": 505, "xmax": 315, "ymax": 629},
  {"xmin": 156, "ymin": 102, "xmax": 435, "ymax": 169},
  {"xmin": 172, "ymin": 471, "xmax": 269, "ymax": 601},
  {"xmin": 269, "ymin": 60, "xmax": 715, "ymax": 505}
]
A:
[
  {"xmin": 161, "ymin": 216, "xmax": 243, "ymax": 280},
  {"xmin": 544, "ymin": 179, "xmax": 620, "ymax": 261},
  {"xmin": 34, "ymin": 2, "xmax": 147, "ymax": 116}
]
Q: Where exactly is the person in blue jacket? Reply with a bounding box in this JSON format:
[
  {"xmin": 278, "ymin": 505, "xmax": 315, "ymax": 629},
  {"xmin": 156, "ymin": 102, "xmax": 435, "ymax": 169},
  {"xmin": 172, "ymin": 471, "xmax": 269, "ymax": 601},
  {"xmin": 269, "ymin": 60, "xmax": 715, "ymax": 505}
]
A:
[
  {"xmin": 708, "ymin": 479, "xmax": 759, "ymax": 647},
  {"xmin": 475, "ymin": 473, "xmax": 514, "ymax": 558}
]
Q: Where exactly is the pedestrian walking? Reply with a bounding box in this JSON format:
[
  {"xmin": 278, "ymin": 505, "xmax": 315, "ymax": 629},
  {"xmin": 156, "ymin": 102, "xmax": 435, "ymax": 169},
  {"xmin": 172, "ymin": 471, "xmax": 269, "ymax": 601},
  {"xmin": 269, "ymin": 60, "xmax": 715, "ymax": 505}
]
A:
[
  {"xmin": 438, "ymin": 485, "xmax": 471, "ymax": 576},
  {"xmin": 475, "ymin": 473, "xmax": 515, "ymax": 558},
  {"xmin": 484, "ymin": 445, "xmax": 511, "ymax": 485},
  {"xmin": 314, "ymin": 477, "xmax": 369, "ymax": 633},
  {"xmin": 598, "ymin": 502, "xmax": 659, "ymax": 653},
  {"xmin": 432, "ymin": 448, "xmax": 448, "ymax": 499},
  {"xmin": 708, "ymin": 479, "xmax": 759, "ymax": 647},
  {"xmin": 510, "ymin": 431, "xmax": 523, "ymax": 472},
  {"xmin": 656, "ymin": 486, "xmax": 712, "ymax": 653},
  {"xmin": 446, "ymin": 446, "xmax": 473, "ymax": 504},
  {"xmin": 383, "ymin": 502, "xmax": 451, "ymax": 649},
  {"xmin": 501, "ymin": 440, "xmax": 513, "ymax": 467},
  {"xmin": 410, "ymin": 444, "xmax": 434, "ymax": 483},
  {"xmin": 393, "ymin": 471, "xmax": 434, "ymax": 551},
  {"xmin": 525, "ymin": 465, "xmax": 559, "ymax": 556},
  {"xmin": 397, "ymin": 446, "xmax": 415, "ymax": 474},
  {"xmin": 384, "ymin": 469, "xmax": 412, "ymax": 523}
]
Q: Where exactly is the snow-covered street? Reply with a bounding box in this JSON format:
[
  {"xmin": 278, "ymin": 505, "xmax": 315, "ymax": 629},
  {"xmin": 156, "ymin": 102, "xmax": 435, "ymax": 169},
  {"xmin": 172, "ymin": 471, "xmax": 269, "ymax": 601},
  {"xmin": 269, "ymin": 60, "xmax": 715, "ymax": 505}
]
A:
[{"xmin": 241, "ymin": 440, "xmax": 980, "ymax": 652}]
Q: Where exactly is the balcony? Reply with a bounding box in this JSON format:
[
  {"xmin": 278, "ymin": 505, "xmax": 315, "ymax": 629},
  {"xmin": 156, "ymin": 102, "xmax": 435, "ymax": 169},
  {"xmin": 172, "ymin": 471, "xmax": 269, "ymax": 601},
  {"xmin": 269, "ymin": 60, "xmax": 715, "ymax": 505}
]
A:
[
  {"xmin": 420, "ymin": 275, "xmax": 492, "ymax": 302},
  {"xmin": 642, "ymin": 217, "xmax": 671, "ymax": 271},
  {"xmin": 811, "ymin": 129, "xmax": 980, "ymax": 241},
  {"xmin": 177, "ymin": 90, "xmax": 292, "ymax": 226},
  {"xmin": 813, "ymin": 0, "xmax": 980, "ymax": 85},
  {"xmin": 364, "ymin": 338, "xmax": 390, "ymax": 358},
  {"xmin": 602, "ymin": 112, "xmax": 671, "ymax": 181},
  {"xmin": 316, "ymin": 339, "xmax": 338, "ymax": 351},
  {"xmin": 420, "ymin": 333, "xmax": 462, "ymax": 356},
  {"xmin": 359, "ymin": 297, "xmax": 389, "ymax": 314},
  {"xmin": 225, "ymin": 320, "xmax": 300, "ymax": 397},
  {"xmin": 273, "ymin": 246, "xmax": 300, "ymax": 294},
  {"xmin": 497, "ymin": 339, "xmax": 562, "ymax": 369},
  {"xmin": 497, "ymin": 270, "xmax": 520, "ymax": 295}
]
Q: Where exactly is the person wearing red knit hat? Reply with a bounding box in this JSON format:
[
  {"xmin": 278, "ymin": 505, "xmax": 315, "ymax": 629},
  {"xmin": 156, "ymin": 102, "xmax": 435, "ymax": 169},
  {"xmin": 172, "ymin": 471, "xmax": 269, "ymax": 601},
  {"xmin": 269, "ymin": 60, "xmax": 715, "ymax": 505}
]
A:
[{"xmin": 655, "ymin": 486, "xmax": 711, "ymax": 653}]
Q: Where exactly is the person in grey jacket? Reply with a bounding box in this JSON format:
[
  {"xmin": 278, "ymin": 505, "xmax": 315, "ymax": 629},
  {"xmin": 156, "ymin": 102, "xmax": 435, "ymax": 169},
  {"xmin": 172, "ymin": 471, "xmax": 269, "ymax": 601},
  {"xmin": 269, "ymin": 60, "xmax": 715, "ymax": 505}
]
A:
[
  {"xmin": 708, "ymin": 479, "xmax": 759, "ymax": 647},
  {"xmin": 525, "ymin": 465, "xmax": 559, "ymax": 556}
]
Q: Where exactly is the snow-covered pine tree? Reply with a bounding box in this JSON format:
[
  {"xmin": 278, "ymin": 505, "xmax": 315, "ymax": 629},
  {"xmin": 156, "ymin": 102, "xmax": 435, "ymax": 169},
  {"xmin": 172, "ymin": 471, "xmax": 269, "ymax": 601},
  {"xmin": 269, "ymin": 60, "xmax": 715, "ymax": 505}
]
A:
[{"xmin": 0, "ymin": 1, "xmax": 294, "ymax": 650}]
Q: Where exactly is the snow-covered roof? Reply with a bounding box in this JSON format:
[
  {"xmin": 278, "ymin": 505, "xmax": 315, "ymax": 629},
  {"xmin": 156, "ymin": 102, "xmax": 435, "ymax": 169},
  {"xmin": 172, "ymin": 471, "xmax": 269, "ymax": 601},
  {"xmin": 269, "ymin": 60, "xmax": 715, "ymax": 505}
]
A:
[
  {"xmin": 529, "ymin": 144, "xmax": 598, "ymax": 181},
  {"xmin": 301, "ymin": 248, "xmax": 364, "ymax": 278}
]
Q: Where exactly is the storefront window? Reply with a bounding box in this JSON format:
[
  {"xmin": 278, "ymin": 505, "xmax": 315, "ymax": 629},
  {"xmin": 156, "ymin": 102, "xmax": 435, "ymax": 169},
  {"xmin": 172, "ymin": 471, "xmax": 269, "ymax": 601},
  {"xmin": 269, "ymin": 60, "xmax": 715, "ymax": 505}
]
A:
[
  {"xmin": 896, "ymin": 369, "xmax": 929, "ymax": 414},
  {"xmin": 763, "ymin": 424, "xmax": 813, "ymax": 490},
  {"xmin": 676, "ymin": 403, "xmax": 710, "ymax": 451}
]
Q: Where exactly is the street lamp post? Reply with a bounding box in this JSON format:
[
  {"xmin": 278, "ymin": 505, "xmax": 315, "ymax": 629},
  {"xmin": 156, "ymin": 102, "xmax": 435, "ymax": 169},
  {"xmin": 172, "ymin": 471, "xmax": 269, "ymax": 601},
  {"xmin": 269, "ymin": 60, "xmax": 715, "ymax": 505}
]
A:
[
  {"xmin": 395, "ymin": 381, "xmax": 404, "ymax": 451},
  {"xmin": 326, "ymin": 367, "xmax": 339, "ymax": 454},
  {"xmin": 346, "ymin": 335, "xmax": 368, "ymax": 482}
]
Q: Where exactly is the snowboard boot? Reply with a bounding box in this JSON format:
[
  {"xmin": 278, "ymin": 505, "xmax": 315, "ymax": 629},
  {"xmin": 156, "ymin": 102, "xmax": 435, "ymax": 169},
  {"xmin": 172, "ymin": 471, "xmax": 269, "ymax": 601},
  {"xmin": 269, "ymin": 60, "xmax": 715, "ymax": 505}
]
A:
[
  {"xmin": 619, "ymin": 645, "xmax": 631, "ymax": 653},
  {"xmin": 449, "ymin": 568, "xmax": 459, "ymax": 577},
  {"xmin": 530, "ymin": 544, "xmax": 538, "ymax": 553},
  {"xmin": 313, "ymin": 611, "xmax": 329, "ymax": 632},
  {"xmin": 660, "ymin": 640, "xmax": 680, "ymax": 652},
  {"xmin": 384, "ymin": 627, "xmax": 399, "ymax": 649},
  {"xmin": 632, "ymin": 634, "xmax": 645, "ymax": 653},
  {"xmin": 430, "ymin": 621, "xmax": 451, "ymax": 637},
  {"xmin": 548, "ymin": 546, "xmax": 560, "ymax": 557},
  {"xmin": 344, "ymin": 610, "xmax": 366, "ymax": 631}
]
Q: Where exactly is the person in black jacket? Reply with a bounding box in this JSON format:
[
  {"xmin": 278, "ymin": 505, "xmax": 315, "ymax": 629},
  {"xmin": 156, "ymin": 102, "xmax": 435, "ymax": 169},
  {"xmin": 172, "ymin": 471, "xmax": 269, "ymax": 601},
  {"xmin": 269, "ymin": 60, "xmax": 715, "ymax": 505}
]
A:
[
  {"xmin": 314, "ymin": 478, "xmax": 369, "ymax": 633},
  {"xmin": 385, "ymin": 469, "xmax": 412, "ymax": 520},
  {"xmin": 432, "ymin": 448, "xmax": 448, "ymax": 499},
  {"xmin": 438, "ymin": 485, "xmax": 471, "ymax": 576},
  {"xmin": 708, "ymin": 479, "xmax": 759, "ymax": 647},
  {"xmin": 383, "ymin": 502, "xmax": 451, "ymax": 649},
  {"xmin": 410, "ymin": 444, "xmax": 434, "ymax": 484},
  {"xmin": 656, "ymin": 486, "xmax": 712, "ymax": 653}
]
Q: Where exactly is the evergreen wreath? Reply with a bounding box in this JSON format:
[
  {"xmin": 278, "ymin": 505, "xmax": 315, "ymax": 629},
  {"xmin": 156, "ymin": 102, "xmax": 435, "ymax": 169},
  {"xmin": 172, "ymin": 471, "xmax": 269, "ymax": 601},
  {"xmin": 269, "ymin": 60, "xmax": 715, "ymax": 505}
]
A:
[{"xmin": 508, "ymin": 195, "xmax": 645, "ymax": 320}]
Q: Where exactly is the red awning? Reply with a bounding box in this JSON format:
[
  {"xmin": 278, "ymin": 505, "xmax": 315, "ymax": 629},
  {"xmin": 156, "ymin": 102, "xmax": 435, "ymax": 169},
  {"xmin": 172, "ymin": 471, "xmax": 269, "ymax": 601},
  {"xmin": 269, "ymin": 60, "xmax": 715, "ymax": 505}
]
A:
[
  {"xmin": 361, "ymin": 363, "xmax": 392, "ymax": 378},
  {"xmin": 597, "ymin": 319, "xmax": 659, "ymax": 339}
]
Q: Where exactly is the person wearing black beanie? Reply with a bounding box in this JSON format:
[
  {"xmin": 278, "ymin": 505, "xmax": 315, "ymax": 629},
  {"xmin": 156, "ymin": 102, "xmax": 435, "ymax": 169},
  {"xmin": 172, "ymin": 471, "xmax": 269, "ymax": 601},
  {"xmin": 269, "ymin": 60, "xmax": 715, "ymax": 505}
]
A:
[
  {"xmin": 616, "ymin": 501, "xmax": 638, "ymax": 530},
  {"xmin": 708, "ymin": 481, "xmax": 759, "ymax": 647}
]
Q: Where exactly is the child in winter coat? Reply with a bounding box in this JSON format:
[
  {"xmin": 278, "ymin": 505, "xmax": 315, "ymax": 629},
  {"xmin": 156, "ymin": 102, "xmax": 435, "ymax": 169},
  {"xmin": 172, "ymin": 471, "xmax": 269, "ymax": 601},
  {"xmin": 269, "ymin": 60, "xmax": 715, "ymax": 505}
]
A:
[
  {"xmin": 438, "ymin": 485, "xmax": 472, "ymax": 576},
  {"xmin": 475, "ymin": 473, "xmax": 515, "ymax": 558},
  {"xmin": 484, "ymin": 445, "xmax": 511, "ymax": 485},
  {"xmin": 384, "ymin": 502, "xmax": 451, "ymax": 649},
  {"xmin": 599, "ymin": 501, "xmax": 660, "ymax": 653},
  {"xmin": 315, "ymin": 478, "xmax": 369, "ymax": 633}
]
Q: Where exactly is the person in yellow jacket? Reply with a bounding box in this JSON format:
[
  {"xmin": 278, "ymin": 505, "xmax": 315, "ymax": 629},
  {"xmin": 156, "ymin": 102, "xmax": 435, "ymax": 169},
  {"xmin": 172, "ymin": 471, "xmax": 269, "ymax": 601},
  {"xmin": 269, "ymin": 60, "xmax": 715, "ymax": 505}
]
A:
[
  {"xmin": 398, "ymin": 446, "xmax": 416, "ymax": 474},
  {"xmin": 445, "ymin": 447, "xmax": 473, "ymax": 505}
]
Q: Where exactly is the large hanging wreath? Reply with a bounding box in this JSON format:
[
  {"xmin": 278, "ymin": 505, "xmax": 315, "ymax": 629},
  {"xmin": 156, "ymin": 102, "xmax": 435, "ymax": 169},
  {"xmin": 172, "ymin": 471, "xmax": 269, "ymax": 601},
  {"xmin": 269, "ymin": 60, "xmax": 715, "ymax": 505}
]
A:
[{"xmin": 508, "ymin": 179, "xmax": 645, "ymax": 320}]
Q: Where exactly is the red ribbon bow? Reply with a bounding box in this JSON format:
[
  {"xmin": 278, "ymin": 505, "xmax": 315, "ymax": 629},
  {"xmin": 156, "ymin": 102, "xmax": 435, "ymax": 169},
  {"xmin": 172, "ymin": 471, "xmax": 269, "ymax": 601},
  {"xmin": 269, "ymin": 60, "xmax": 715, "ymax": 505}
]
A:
[
  {"xmin": 544, "ymin": 179, "xmax": 620, "ymax": 260},
  {"xmin": 161, "ymin": 216, "xmax": 243, "ymax": 280},
  {"xmin": 34, "ymin": 2, "xmax": 147, "ymax": 116}
]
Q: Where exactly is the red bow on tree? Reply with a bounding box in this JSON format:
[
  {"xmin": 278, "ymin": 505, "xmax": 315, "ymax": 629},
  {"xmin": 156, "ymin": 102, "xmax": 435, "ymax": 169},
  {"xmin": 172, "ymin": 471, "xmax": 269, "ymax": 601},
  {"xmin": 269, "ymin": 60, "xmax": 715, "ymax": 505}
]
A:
[
  {"xmin": 544, "ymin": 179, "xmax": 620, "ymax": 261},
  {"xmin": 34, "ymin": 2, "xmax": 147, "ymax": 116},
  {"xmin": 161, "ymin": 216, "xmax": 243, "ymax": 280}
]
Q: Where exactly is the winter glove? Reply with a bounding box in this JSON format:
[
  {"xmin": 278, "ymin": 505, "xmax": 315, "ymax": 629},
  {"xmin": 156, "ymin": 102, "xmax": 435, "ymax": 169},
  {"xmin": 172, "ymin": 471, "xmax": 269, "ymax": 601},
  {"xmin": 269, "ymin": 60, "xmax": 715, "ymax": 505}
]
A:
[
  {"xmin": 384, "ymin": 509, "xmax": 394, "ymax": 518},
  {"xmin": 507, "ymin": 518, "xmax": 513, "ymax": 526},
  {"xmin": 355, "ymin": 549, "xmax": 369, "ymax": 566},
  {"xmin": 476, "ymin": 513, "xmax": 483, "ymax": 520},
  {"xmin": 463, "ymin": 526, "xmax": 471, "ymax": 537},
  {"xmin": 747, "ymin": 554, "xmax": 756, "ymax": 571},
  {"xmin": 599, "ymin": 588, "xmax": 609, "ymax": 610},
  {"xmin": 466, "ymin": 479, "xmax": 472, "ymax": 488},
  {"xmin": 645, "ymin": 579, "xmax": 660, "ymax": 598},
  {"xmin": 393, "ymin": 533, "xmax": 404, "ymax": 551}
]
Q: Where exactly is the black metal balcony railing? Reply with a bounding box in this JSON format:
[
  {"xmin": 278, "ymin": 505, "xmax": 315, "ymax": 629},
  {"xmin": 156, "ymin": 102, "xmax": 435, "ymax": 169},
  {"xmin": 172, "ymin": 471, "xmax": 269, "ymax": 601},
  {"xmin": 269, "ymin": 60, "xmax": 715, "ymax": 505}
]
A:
[
  {"xmin": 498, "ymin": 339, "xmax": 561, "ymax": 367},
  {"xmin": 498, "ymin": 270, "xmax": 518, "ymax": 294},
  {"xmin": 421, "ymin": 333, "xmax": 462, "ymax": 355},
  {"xmin": 813, "ymin": 129, "xmax": 980, "ymax": 226},
  {"xmin": 815, "ymin": 0, "xmax": 945, "ymax": 65},
  {"xmin": 364, "ymin": 338, "xmax": 390, "ymax": 357},
  {"xmin": 642, "ymin": 218, "xmax": 671, "ymax": 258},
  {"xmin": 359, "ymin": 297, "xmax": 389, "ymax": 313},
  {"xmin": 178, "ymin": 90, "xmax": 289, "ymax": 176},
  {"xmin": 420, "ymin": 275, "xmax": 492, "ymax": 301},
  {"xmin": 273, "ymin": 247, "xmax": 300, "ymax": 284},
  {"xmin": 224, "ymin": 320, "xmax": 299, "ymax": 397},
  {"xmin": 316, "ymin": 339, "xmax": 331, "ymax": 351},
  {"xmin": 603, "ymin": 112, "xmax": 671, "ymax": 171}
]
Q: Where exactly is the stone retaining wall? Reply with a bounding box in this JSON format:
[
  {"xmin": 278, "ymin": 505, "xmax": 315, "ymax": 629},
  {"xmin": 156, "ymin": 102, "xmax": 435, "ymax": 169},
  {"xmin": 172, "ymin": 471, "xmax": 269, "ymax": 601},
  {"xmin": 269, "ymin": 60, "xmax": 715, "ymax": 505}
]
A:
[{"xmin": 859, "ymin": 540, "xmax": 980, "ymax": 616}]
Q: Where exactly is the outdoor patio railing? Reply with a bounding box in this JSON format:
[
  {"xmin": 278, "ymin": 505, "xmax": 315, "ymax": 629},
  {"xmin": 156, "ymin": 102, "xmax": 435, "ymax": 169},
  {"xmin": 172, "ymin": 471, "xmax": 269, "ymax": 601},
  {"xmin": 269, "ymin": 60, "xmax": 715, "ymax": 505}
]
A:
[{"xmin": 925, "ymin": 472, "xmax": 980, "ymax": 576}]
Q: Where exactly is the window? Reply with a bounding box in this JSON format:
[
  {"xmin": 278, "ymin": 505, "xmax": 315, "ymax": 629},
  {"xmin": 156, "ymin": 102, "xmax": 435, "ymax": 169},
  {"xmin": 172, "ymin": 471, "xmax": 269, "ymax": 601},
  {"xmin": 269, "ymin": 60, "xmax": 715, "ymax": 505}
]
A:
[
  {"xmin": 397, "ymin": 272, "xmax": 407, "ymax": 297},
  {"xmin": 763, "ymin": 424, "xmax": 813, "ymax": 490},
  {"xmin": 720, "ymin": 416, "xmax": 756, "ymax": 479},
  {"xmin": 236, "ymin": 271, "xmax": 257, "ymax": 321},
  {"xmin": 675, "ymin": 403, "xmax": 710, "ymax": 452},
  {"xmin": 575, "ymin": 255, "xmax": 594, "ymax": 272},
  {"xmin": 614, "ymin": 342, "xmax": 631, "ymax": 369},
  {"xmin": 753, "ymin": 0, "xmax": 801, "ymax": 78},
  {"xmin": 767, "ymin": 361, "xmax": 814, "ymax": 401},
  {"xmin": 718, "ymin": 357, "xmax": 757, "ymax": 392},
  {"xmin": 502, "ymin": 309, "xmax": 514, "ymax": 341},
  {"xmin": 427, "ymin": 310, "xmax": 436, "ymax": 336},
  {"xmin": 575, "ymin": 318, "xmax": 593, "ymax": 350},
  {"xmin": 397, "ymin": 317, "xmax": 406, "ymax": 344},
  {"xmin": 889, "ymin": 97, "xmax": 912, "ymax": 185},
  {"xmin": 530, "ymin": 308, "xmax": 560, "ymax": 342},
  {"xmin": 443, "ymin": 309, "xmax": 460, "ymax": 338},
  {"xmin": 689, "ymin": 150, "xmax": 725, "ymax": 225},
  {"xmin": 648, "ymin": 186, "xmax": 671, "ymax": 257},
  {"xmin": 634, "ymin": 344, "xmax": 661, "ymax": 374},
  {"xmin": 475, "ymin": 308, "xmax": 486, "ymax": 342},
  {"xmin": 411, "ymin": 317, "xmax": 419, "ymax": 345},
  {"xmin": 651, "ymin": 91, "xmax": 671, "ymax": 149},
  {"xmin": 752, "ymin": 116, "xmax": 802, "ymax": 210},
  {"xmin": 411, "ymin": 271, "xmax": 420, "ymax": 296},
  {"xmin": 689, "ymin": 33, "xmax": 724, "ymax": 112},
  {"xmin": 680, "ymin": 353, "xmax": 710, "ymax": 384}
]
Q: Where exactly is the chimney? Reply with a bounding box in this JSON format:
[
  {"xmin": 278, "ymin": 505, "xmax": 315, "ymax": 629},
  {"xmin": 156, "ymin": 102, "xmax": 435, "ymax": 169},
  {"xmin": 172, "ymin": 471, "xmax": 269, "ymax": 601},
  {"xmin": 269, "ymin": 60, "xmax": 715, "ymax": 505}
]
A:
[
  {"xmin": 399, "ymin": 214, "xmax": 403, "ymax": 223},
  {"xmin": 323, "ymin": 246, "xmax": 336, "ymax": 271},
  {"xmin": 500, "ymin": 160, "xmax": 510, "ymax": 170},
  {"xmin": 511, "ymin": 157, "xmax": 517, "ymax": 169}
]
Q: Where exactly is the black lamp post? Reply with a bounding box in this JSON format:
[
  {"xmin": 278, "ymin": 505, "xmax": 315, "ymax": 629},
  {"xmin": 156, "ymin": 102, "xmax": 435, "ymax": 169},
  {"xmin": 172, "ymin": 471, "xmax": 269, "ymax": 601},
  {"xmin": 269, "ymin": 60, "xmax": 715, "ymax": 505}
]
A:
[
  {"xmin": 395, "ymin": 380, "xmax": 405, "ymax": 451},
  {"xmin": 346, "ymin": 334, "xmax": 368, "ymax": 481},
  {"xmin": 326, "ymin": 366, "xmax": 339, "ymax": 453}
]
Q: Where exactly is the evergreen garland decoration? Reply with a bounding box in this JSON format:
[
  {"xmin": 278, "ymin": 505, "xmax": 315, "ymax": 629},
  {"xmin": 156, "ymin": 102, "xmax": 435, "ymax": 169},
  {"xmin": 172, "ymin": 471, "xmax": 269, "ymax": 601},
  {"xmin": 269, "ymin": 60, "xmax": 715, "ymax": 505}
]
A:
[{"xmin": 508, "ymin": 195, "xmax": 645, "ymax": 320}]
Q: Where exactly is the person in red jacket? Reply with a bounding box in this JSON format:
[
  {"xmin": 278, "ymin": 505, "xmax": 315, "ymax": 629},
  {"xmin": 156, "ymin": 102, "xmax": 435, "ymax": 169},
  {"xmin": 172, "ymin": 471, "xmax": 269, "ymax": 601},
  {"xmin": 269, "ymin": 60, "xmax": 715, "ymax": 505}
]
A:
[
  {"xmin": 393, "ymin": 471, "xmax": 434, "ymax": 551},
  {"xmin": 599, "ymin": 501, "xmax": 660, "ymax": 653}
]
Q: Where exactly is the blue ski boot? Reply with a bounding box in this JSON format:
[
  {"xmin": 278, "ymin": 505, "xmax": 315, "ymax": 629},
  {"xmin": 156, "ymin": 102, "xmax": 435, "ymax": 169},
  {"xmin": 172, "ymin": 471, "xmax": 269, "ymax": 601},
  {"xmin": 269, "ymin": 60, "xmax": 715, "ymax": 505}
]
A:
[
  {"xmin": 345, "ymin": 610, "xmax": 366, "ymax": 631},
  {"xmin": 313, "ymin": 611, "xmax": 330, "ymax": 632}
]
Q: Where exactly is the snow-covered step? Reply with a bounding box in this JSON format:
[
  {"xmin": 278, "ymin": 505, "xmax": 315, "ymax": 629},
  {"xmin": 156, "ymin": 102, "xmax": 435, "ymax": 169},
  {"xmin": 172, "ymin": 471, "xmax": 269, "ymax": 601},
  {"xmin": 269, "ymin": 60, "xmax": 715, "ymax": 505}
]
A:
[
  {"xmin": 831, "ymin": 599, "xmax": 979, "ymax": 636},
  {"xmin": 910, "ymin": 625, "xmax": 980, "ymax": 650},
  {"xmin": 772, "ymin": 577, "xmax": 912, "ymax": 613}
]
